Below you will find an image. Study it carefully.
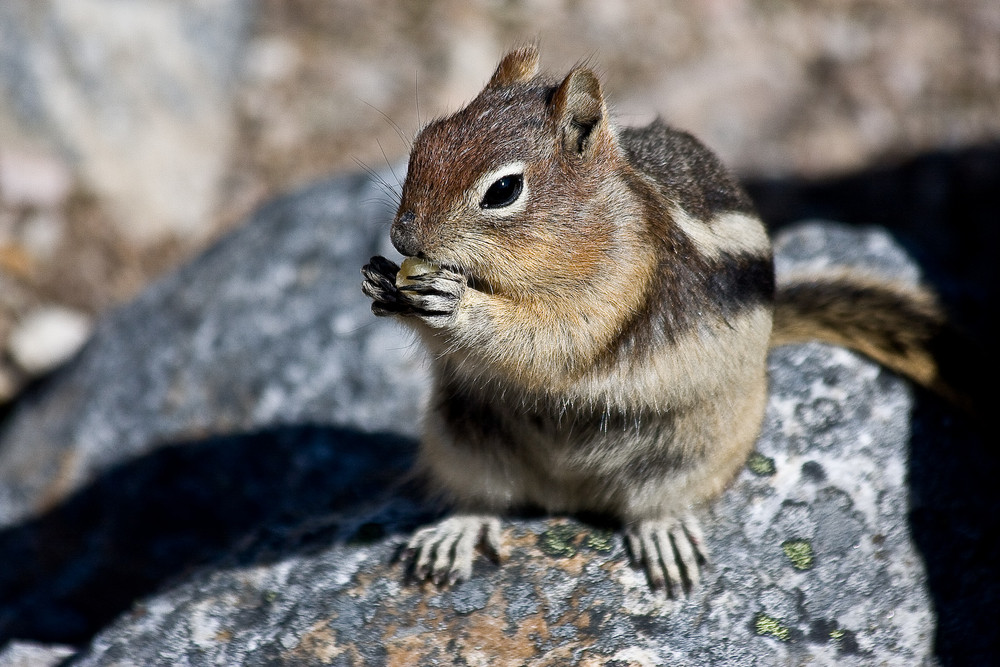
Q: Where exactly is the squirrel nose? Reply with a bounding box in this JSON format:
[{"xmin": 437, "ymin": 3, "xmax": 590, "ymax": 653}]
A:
[{"xmin": 390, "ymin": 210, "xmax": 422, "ymax": 257}]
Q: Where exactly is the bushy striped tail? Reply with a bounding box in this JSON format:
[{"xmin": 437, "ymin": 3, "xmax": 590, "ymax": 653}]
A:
[{"xmin": 770, "ymin": 272, "xmax": 973, "ymax": 411}]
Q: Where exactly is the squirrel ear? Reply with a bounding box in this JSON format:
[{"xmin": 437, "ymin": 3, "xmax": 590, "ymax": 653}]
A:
[
  {"xmin": 488, "ymin": 46, "xmax": 540, "ymax": 87},
  {"xmin": 551, "ymin": 67, "xmax": 607, "ymax": 154}
]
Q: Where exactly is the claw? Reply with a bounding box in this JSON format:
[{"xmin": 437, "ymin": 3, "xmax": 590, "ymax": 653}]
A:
[
  {"xmin": 482, "ymin": 518, "xmax": 502, "ymax": 564},
  {"xmin": 404, "ymin": 515, "xmax": 502, "ymax": 586},
  {"xmin": 626, "ymin": 514, "xmax": 708, "ymax": 595},
  {"xmin": 367, "ymin": 255, "xmax": 401, "ymax": 276}
]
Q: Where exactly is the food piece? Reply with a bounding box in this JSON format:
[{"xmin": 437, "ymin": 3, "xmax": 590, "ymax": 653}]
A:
[{"xmin": 396, "ymin": 257, "xmax": 439, "ymax": 287}]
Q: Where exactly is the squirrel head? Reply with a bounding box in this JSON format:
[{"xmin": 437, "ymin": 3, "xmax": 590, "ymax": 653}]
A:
[{"xmin": 391, "ymin": 46, "xmax": 640, "ymax": 297}]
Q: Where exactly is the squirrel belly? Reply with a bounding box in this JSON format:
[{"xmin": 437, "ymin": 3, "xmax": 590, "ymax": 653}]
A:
[{"xmin": 360, "ymin": 45, "xmax": 953, "ymax": 592}]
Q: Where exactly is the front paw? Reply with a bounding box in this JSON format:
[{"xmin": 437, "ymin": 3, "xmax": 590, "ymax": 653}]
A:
[
  {"xmin": 405, "ymin": 514, "xmax": 501, "ymax": 585},
  {"xmin": 361, "ymin": 256, "xmax": 466, "ymax": 327},
  {"xmin": 361, "ymin": 256, "xmax": 413, "ymax": 316},
  {"xmin": 625, "ymin": 514, "xmax": 709, "ymax": 596},
  {"xmin": 396, "ymin": 265, "xmax": 466, "ymax": 327}
]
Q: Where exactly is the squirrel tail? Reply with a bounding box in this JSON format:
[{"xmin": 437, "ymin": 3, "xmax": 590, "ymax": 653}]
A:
[{"xmin": 770, "ymin": 272, "xmax": 974, "ymax": 411}]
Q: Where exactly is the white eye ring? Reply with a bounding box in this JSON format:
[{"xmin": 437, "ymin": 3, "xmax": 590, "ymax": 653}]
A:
[{"xmin": 472, "ymin": 161, "xmax": 528, "ymax": 217}]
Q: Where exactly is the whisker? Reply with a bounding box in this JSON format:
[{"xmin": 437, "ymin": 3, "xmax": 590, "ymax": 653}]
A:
[
  {"xmin": 375, "ymin": 138, "xmax": 403, "ymax": 191},
  {"xmin": 414, "ymin": 70, "xmax": 421, "ymax": 128},
  {"xmin": 353, "ymin": 156, "xmax": 402, "ymax": 206},
  {"xmin": 360, "ymin": 99, "xmax": 412, "ymax": 148}
]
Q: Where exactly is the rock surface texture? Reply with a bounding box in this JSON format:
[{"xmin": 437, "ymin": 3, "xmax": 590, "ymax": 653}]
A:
[{"xmin": 0, "ymin": 169, "xmax": 993, "ymax": 665}]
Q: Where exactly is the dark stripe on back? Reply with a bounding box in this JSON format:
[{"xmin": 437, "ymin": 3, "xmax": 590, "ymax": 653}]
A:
[
  {"xmin": 596, "ymin": 119, "xmax": 775, "ymax": 361},
  {"xmin": 619, "ymin": 120, "xmax": 755, "ymax": 219},
  {"xmin": 609, "ymin": 213, "xmax": 775, "ymax": 361},
  {"xmin": 706, "ymin": 251, "xmax": 777, "ymax": 317}
]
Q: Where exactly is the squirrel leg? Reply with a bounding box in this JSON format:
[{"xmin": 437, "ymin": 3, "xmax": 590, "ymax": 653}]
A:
[
  {"xmin": 406, "ymin": 514, "xmax": 502, "ymax": 585},
  {"xmin": 625, "ymin": 514, "xmax": 708, "ymax": 595}
]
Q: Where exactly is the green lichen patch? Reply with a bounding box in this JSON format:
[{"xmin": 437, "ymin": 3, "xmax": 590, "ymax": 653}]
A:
[
  {"xmin": 781, "ymin": 539, "xmax": 815, "ymax": 570},
  {"xmin": 831, "ymin": 627, "xmax": 861, "ymax": 655},
  {"xmin": 538, "ymin": 523, "xmax": 580, "ymax": 558},
  {"xmin": 754, "ymin": 613, "xmax": 791, "ymax": 641},
  {"xmin": 583, "ymin": 529, "xmax": 615, "ymax": 552},
  {"xmin": 747, "ymin": 451, "xmax": 776, "ymax": 476}
]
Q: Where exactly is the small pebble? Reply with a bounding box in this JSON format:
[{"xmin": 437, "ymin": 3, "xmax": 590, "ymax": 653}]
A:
[
  {"xmin": 0, "ymin": 640, "xmax": 77, "ymax": 666},
  {"xmin": 7, "ymin": 306, "xmax": 93, "ymax": 375}
]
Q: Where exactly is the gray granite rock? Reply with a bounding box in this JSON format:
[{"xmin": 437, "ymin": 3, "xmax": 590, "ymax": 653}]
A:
[
  {"xmin": 0, "ymin": 169, "xmax": 992, "ymax": 664},
  {"xmin": 66, "ymin": 316, "xmax": 936, "ymax": 666},
  {"xmin": 0, "ymin": 170, "xmax": 429, "ymax": 647}
]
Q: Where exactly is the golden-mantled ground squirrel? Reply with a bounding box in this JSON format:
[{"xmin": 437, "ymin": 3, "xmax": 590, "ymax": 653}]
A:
[{"xmin": 361, "ymin": 46, "xmax": 960, "ymax": 594}]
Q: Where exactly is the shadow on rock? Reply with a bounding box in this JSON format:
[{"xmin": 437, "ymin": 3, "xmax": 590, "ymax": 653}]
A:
[
  {"xmin": 906, "ymin": 394, "xmax": 999, "ymax": 666},
  {"xmin": 0, "ymin": 425, "xmax": 419, "ymax": 647},
  {"xmin": 746, "ymin": 142, "xmax": 1000, "ymax": 337},
  {"xmin": 748, "ymin": 142, "xmax": 1000, "ymax": 665}
]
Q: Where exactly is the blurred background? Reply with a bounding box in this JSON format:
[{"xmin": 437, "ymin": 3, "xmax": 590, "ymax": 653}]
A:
[{"xmin": 1, "ymin": 0, "xmax": 998, "ymax": 406}]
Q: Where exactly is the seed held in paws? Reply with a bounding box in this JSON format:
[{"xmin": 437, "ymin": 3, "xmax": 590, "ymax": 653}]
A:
[{"xmin": 396, "ymin": 257, "xmax": 439, "ymax": 287}]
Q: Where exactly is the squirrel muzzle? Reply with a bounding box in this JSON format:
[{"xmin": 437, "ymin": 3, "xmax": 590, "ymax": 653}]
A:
[{"xmin": 390, "ymin": 210, "xmax": 422, "ymax": 258}]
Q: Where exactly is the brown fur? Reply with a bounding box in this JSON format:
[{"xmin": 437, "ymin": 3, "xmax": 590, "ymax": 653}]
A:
[
  {"xmin": 771, "ymin": 270, "xmax": 966, "ymax": 408},
  {"xmin": 361, "ymin": 46, "xmax": 957, "ymax": 590}
]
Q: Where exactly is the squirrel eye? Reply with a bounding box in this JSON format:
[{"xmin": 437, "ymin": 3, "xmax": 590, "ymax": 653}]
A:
[{"xmin": 480, "ymin": 174, "xmax": 523, "ymax": 209}]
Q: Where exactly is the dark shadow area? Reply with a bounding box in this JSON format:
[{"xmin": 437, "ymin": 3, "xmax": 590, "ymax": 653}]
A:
[
  {"xmin": 746, "ymin": 141, "xmax": 1000, "ymax": 666},
  {"xmin": 0, "ymin": 425, "xmax": 422, "ymax": 647},
  {"xmin": 745, "ymin": 141, "xmax": 1000, "ymax": 337},
  {"xmin": 907, "ymin": 393, "xmax": 997, "ymax": 666}
]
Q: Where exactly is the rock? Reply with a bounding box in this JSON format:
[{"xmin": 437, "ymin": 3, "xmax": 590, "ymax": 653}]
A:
[
  {"xmin": 0, "ymin": 0, "xmax": 254, "ymax": 243},
  {"xmin": 7, "ymin": 306, "xmax": 92, "ymax": 376},
  {"xmin": 0, "ymin": 169, "xmax": 424, "ymax": 529},
  {"xmin": 0, "ymin": 640, "xmax": 75, "ymax": 667},
  {"xmin": 0, "ymin": 169, "xmax": 993, "ymax": 664},
  {"xmin": 68, "ymin": 370, "xmax": 933, "ymax": 667}
]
